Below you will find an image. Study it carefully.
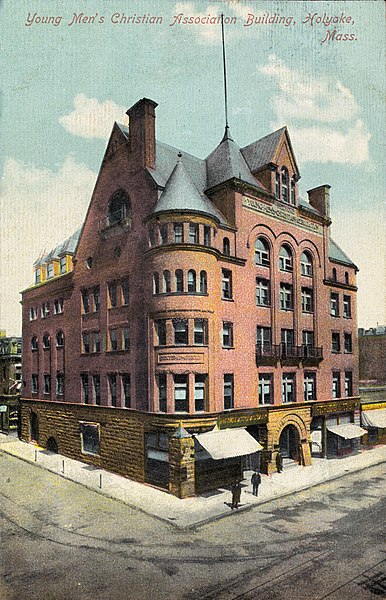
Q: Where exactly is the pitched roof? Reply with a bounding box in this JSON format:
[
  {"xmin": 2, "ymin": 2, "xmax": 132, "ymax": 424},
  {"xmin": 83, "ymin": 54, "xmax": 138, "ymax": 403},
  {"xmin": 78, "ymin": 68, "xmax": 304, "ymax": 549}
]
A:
[
  {"xmin": 152, "ymin": 158, "xmax": 226, "ymax": 223},
  {"xmin": 241, "ymin": 127, "xmax": 286, "ymax": 173},
  {"xmin": 329, "ymin": 238, "xmax": 357, "ymax": 269},
  {"xmin": 205, "ymin": 127, "xmax": 265, "ymax": 190},
  {"xmin": 33, "ymin": 229, "xmax": 81, "ymax": 267}
]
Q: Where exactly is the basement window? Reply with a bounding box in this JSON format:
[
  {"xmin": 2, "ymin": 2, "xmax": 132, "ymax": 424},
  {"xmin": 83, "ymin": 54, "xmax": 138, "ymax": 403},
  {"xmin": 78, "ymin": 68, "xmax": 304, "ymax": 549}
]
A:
[{"xmin": 80, "ymin": 422, "xmax": 100, "ymax": 455}]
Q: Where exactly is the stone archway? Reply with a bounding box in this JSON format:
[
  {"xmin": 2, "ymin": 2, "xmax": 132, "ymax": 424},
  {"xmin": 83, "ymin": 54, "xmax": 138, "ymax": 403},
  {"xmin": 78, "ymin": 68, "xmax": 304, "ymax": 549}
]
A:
[
  {"xmin": 279, "ymin": 424, "xmax": 300, "ymax": 462},
  {"xmin": 267, "ymin": 409, "xmax": 312, "ymax": 472},
  {"xmin": 46, "ymin": 437, "xmax": 58, "ymax": 453}
]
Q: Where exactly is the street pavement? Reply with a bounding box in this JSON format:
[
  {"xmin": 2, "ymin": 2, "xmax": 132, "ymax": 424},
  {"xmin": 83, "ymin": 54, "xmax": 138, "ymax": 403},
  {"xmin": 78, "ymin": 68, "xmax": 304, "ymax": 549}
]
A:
[{"xmin": 0, "ymin": 433, "xmax": 384, "ymax": 529}]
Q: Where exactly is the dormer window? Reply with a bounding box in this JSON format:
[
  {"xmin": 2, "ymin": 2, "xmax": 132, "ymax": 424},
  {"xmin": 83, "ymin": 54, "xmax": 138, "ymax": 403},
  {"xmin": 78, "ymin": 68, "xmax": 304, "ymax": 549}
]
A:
[
  {"xmin": 47, "ymin": 263, "xmax": 54, "ymax": 279},
  {"xmin": 275, "ymin": 171, "xmax": 280, "ymax": 197},
  {"xmin": 290, "ymin": 180, "xmax": 296, "ymax": 205},
  {"xmin": 35, "ymin": 268, "xmax": 41, "ymax": 284},
  {"xmin": 59, "ymin": 256, "xmax": 67, "ymax": 274},
  {"xmin": 255, "ymin": 238, "xmax": 270, "ymax": 267},
  {"xmin": 281, "ymin": 168, "xmax": 289, "ymax": 202},
  {"xmin": 279, "ymin": 245, "xmax": 293, "ymax": 272},
  {"xmin": 108, "ymin": 189, "xmax": 130, "ymax": 226}
]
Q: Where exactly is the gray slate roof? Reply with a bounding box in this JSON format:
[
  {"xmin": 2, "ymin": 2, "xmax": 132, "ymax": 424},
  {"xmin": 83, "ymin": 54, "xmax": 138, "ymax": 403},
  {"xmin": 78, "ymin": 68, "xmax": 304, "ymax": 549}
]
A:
[
  {"xmin": 329, "ymin": 238, "xmax": 357, "ymax": 268},
  {"xmin": 241, "ymin": 127, "xmax": 286, "ymax": 173},
  {"xmin": 33, "ymin": 229, "xmax": 81, "ymax": 267},
  {"xmin": 152, "ymin": 158, "xmax": 226, "ymax": 224}
]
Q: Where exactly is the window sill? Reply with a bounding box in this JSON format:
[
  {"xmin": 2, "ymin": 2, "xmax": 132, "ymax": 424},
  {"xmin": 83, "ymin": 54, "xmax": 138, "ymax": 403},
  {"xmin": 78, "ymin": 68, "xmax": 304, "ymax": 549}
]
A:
[
  {"xmin": 256, "ymin": 304, "xmax": 271, "ymax": 309},
  {"xmin": 222, "ymin": 346, "xmax": 235, "ymax": 350},
  {"xmin": 343, "ymin": 316, "xmax": 352, "ymax": 320},
  {"xmin": 302, "ymin": 311, "xmax": 314, "ymax": 315},
  {"xmin": 280, "ymin": 308, "xmax": 294, "ymax": 312},
  {"xmin": 221, "ymin": 297, "xmax": 234, "ymax": 302}
]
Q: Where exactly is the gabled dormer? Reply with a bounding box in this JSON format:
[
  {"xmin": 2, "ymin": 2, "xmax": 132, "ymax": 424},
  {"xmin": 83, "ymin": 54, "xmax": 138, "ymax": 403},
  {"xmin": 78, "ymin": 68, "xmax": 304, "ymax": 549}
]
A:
[{"xmin": 241, "ymin": 127, "xmax": 300, "ymax": 207}]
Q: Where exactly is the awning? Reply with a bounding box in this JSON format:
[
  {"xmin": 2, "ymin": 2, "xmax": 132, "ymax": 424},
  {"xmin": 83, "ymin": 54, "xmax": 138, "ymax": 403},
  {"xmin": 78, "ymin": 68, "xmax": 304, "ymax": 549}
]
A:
[
  {"xmin": 361, "ymin": 409, "xmax": 386, "ymax": 428},
  {"xmin": 327, "ymin": 424, "xmax": 367, "ymax": 439},
  {"xmin": 194, "ymin": 427, "xmax": 263, "ymax": 460}
]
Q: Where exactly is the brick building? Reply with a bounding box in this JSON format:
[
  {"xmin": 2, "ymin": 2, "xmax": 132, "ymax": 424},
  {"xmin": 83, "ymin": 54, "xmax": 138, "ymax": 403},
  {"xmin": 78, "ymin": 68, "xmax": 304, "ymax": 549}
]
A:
[{"xmin": 20, "ymin": 98, "xmax": 364, "ymax": 497}]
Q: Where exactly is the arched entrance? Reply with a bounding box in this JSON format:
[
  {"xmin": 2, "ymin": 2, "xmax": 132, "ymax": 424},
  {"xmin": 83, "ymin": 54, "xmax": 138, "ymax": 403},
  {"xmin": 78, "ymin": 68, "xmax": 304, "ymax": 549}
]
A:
[
  {"xmin": 279, "ymin": 424, "xmax": 300, "ymax": 464},
  {"xmin": 30, "ymin": 412, "xmax": 39, "ymax": 442},
  {"xmin": 46, "ymin": 437, "xmax": 58, "ymax": 453}
]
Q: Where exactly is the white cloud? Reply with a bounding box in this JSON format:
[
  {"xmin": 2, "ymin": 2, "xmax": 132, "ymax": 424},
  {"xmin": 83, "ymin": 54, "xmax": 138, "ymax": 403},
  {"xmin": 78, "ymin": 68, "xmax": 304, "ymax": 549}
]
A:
[
  {"xmin": 289, "ymin": 120, "xmax": 370, "ymax": 164},
  {"xmin": 0, "ymin": 157, "xmax": 96, "ymax": 334},
  {"xmin": 259, "ymin": 54, "xmax": 370, "ymax": 164},
  {"xmin": 59, "ymin": 94, "xmax": 127, "ymax": 139}
]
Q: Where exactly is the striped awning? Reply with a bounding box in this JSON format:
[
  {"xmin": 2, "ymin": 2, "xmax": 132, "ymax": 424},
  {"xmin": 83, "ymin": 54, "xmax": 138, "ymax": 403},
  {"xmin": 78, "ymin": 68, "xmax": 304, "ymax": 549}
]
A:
[
  {"xmin": 361, "ymin": 409, "xmax": 386, "ymax": 429},
  {"xmin": 327, "ymin": 424, "xmax": 367, "ymax": 440}
]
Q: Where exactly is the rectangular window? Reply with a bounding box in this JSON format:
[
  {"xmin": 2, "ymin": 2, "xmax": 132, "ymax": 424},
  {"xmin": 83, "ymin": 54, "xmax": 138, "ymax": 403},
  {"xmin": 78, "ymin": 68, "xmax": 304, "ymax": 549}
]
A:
[
  {"xmin": 331, "ymin": 332, "xmax": 341, "ymax": 353},
  {"xmin": 204, "ymin": 225, "xmax": 211, "ymax": 246},
  {"xmin": 81, "ymin": 423, "xmax": 100, "ymax": 455},
  {"xmin": 282, "ymin": 373, "xmax": 295, "ymax": 403},
  {"xmin": 259, "ymin": 374, "xmax": 273, "ymax": 405},
  {"xmin": 160, "ymin": 224, "xmax": 168, "ymax": 244},
  {"xmin": 330, "ymin": 292, "xmax": 339, "ymax": 317},
  {"xmin": 173, "ymin": 319, "xmax": 188, "ymax": 345},
  {"xmin": 122, "ymin": 279, "xmax": 129, "ymax": 305},
  {"xmin": 222, "ymin": 269, "xmax": 232, "ymax": 300},
  {"xmin": 81, "ymin": 374, "xmax": 89, "ymax": 404},
  {"xmin": 343, "ymin": 295, "xmax": 352, "ymax": 319},
  {"xmin": 59, "ymin": 256, "xmax": 67, "ymax": 274},
  {"xmin": 222, "ymin": 322, "xmax": 234, "ymax": 348},
  {"xmin": 256, "ymin": 326, "xmax": 271, "ymax": 350},
  {"xmin": 82, "ymin": 290, "xmax": 90, "ymax": 314},
  {"xmin": 108, "ymin": 282, "xmax": 117, "ymax": 308},
  {"xmin": 345, "ymin": 372, "xmax": 353, "ymax": 397},
  {"xmin": 156, "ymin": 320, "xmax": 166, "ymax": 346},
  {"xmin": 93, "ymin": 286, "xmax": 100, "ymax": 311},
  {"xmin": 281, "ymin": 329, "xmax": 294, "ymax": 350},
  {"xmin": 82, "ymin": 333, "xmax": 90, "ymax": 354},
  {"xmin": 109, "ymin": 329, "xmax": 118, "ymax": 352},
  {"xmin": 279, "ymin": 284, "xmax": 293, "ymax": 310},
  {"xmin": 332, "ymin": 372, "xmax": 341, "ymax": 398},
  {"xmin": 123, "ymin": 326, "xmax": 130, "ymax": 351},
  {"xmin": 92, "ymin": 332, "xmax": 100, "ymax": 353},
  {"xmin": 194, "ymin": 319, "xmax": 207, "ymax": 345},
  {"xmin": 344, "ymin": 333, "xmax": 353, "ymax": 353},
  {"xmin": 256, "ymin": 278, "xmax": 270, "ymax": 307},
  {"xmin": 43, "ymin": 374, "xmax": 51, "ymax": 395},
  {"xmin": 108, "ymin": 374, "xmax": 117, "ymax": 407},
  {"xmin": 31, "ymin": 374, "xmax": 38, "ymax": 393},
  {"xmin": 174, "ymin": 374, "xmax": 188, "ymax": 412},
  {"xmin": 174, "ymin": 223, "xmax": 183, "ymax": 243},
  {"xmin": 53, "ymin": 298, "xmax": 63, "ymax": 315},
  {"xmin": 35, "ymin": 268, "xmax": 41, "ymax": 284},
  {"xmin": 41, "ymin": 302, "xmax": 50, "ymax": 319},
  {"xmin": 149, "ymin": 225, "xmax": 157, "ymax": 247},
  {"xmin": 93, "ymin": 375, "xmax": 101, "ymax": 405},
  {"xmin": 122, "ymin": 374, "xmax": 131, "ymax": 408},
  {"xmin": 56, "ymin": 373, "xmax": 64, "ymax": 397},
  {"xmin": 301, "ymin": 288, "xmax": 313, "ymax": 313},
  {"xmin": 223, "ymin": 374, "xmax": 234, "ymax": 410},
  {"xmin": 194, "ymin": 374, "xmax": 206, "ymax": 412},
  {"xmin": 189, "ymin": 223, "xmax": 199, "ymax": 244},
  {"xmin": 158, "ymin": 374, "xmax": 167, "ymax": 413},
  {"xmin": 302, "ymin": 330, "xmax": 314, "ymax": 348},
  {"xmin": 29, "ymin": 307, "xmax": 37, "ymax": 321},
  {"xmin": 47, "ymin": 263, "xmax": 54, "ymax": 279},
  {"xmin": 304, "ymin": 372, "xmax": 316, "ymax": 401}
]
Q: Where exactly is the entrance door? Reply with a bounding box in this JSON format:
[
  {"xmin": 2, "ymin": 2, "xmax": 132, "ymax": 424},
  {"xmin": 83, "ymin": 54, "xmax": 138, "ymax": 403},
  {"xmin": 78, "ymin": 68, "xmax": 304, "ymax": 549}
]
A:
[
  {"xmin": 279, "ymin": 425, "xmax": 300, "ymax": 462},
  {"xmin": 30, "ymin": 412, "xmax": 39, "ymax": 442}
]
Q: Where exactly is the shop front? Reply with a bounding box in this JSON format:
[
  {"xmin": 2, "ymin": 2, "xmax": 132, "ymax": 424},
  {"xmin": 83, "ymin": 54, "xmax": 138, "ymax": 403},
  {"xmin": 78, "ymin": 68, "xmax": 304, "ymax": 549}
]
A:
[
  {"xmin": 361, "ymin": 402, "xmax": 386, "ymax": 446},
  {"xmin": 311, "ymin": 398, "xmax": 362, "ymax": 458}
]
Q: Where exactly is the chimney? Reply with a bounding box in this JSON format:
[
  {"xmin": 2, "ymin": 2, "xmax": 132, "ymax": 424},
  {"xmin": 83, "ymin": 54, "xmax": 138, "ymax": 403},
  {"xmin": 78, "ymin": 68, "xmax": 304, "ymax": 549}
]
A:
[
  {"xmin": 126, "ymin": 98, "xmax": 158, "ymax": 170},
  {"xmin": 307, "ymin": 185, "xmax": 331, "ymax": 218}
]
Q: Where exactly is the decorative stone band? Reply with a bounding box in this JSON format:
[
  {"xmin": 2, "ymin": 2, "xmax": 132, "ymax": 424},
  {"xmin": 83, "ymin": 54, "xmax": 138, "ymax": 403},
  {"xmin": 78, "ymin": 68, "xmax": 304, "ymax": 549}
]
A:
[{"xmin": 242, "ymin": 196, "xmax": 323, "ymax": 236}]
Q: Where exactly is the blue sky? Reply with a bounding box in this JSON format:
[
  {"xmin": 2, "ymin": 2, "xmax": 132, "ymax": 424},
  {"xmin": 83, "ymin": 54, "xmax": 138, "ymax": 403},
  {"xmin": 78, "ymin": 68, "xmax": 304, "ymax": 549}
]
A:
[{"xmin": 0, "ymin": 0, "xmax": 384, "ymax": 334}]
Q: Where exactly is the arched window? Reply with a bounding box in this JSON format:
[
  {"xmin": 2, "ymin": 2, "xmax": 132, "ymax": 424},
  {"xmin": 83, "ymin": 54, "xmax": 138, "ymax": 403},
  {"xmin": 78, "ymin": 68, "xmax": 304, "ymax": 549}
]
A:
[
  {"xmin": 108, "ymin": 189, "xmax": 130, "ymax": 226},
  {"xmin": 275, "ymin": 171, "xmax": 280, "ymax": 197},
  {"xmin": 279, "ymin": 245, "xmax": 293, "ymax": 272},
  {"xmin": 175, "ymin": 269, "xmax": 184, "ymax": 292},
  {"xmin": 223, "ymin": 237, "xmax": 230, "ymax": 256},
  {"xmin": 200, "ymin": 271, "xmax": 207, "ymax": 293},
  {"xmin": 300, "ymin": 252, "xmax": 313, "ymax": 276},
  {"xmin": 255, "ymin": 238, "xmax": 270, "ymax": 266},
  {"xmin": 162, "ymin": 270, "xmax": 171, "ymax": 293},
  {"xmin": 345, "ymin": 271, "xmax": 349, "ymax": 285},
  {"xmin": 332, "ymin": 268, "xmax": 337, "ymax": 281},
  {"xmin": 187, "ymin": 270, "xmax": 196, "ymax": 293},
  {"xmin": 31, "ymin": 336, "xmax": 38, "ymax": 350},
  {"xmin": 56, "ymin": 330, "xmax": 64, "ymax": 348},
  {"xmin": 281, "ymin": 168, "xmax": 289, "ymax": 202},
  {"xmin": 153, "ymin": 272, "xmax": 160, "ymax": 295},
  {"xmin": 43, "ymin": 334, "xmax": 50, "ymax": 349},
  {"xmin": 290, "ymin": 180, "xmax": 296, "ymax": 205}
]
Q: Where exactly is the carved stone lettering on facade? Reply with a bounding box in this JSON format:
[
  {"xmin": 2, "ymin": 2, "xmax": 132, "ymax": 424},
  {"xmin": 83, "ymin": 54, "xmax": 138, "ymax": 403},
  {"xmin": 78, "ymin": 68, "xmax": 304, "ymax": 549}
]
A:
[
  {"xmin": 157, "ymin": 353, "xmax": 204, "ymax": 364},
  {"xmin": 219, "ymin": 411, "xmax": 268, "ymax": 428},
  {"xmin": 312, "ymin": 399, "xmax": 359, "ymax": 416},
  {"xmin": 242, "ymin": 196, "xmax": 322, "ymax": 235}
]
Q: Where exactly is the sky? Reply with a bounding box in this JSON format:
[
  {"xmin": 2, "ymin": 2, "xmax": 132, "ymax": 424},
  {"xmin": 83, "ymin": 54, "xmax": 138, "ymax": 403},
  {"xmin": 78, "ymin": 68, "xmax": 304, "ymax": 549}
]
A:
[{"xmin": 0, "ymin": 0, "xmax": 385, "ymax": 335}]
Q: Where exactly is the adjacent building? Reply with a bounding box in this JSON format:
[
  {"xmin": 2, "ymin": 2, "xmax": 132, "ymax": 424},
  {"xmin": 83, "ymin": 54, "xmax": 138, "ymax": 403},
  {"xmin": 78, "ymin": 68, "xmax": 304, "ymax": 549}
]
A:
[
  {"xmin": 359, "ymin": 326, "xmax": 386, "ymax": 445},
  {"xmin": 20, "ymin": 98, "xmax": 363, "ymax": 497},
  {"xmin": 0, "ymin": 331, "xmax": 22, "ymax": 433}
]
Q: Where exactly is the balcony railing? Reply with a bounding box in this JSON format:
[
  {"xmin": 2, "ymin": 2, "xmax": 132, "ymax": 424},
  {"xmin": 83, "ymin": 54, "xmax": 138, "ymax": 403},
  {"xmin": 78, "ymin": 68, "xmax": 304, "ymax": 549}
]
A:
[
  {"xmin": 98, "ymin": 208, "xmax": 132, "ymax": 237},
  {"xmin": 256, "ymin": 344, "xmax": 323, "ymax": 364},
  {"xmin": 256, "ymin": 344, "xmax": 280, "ymax": 363}
]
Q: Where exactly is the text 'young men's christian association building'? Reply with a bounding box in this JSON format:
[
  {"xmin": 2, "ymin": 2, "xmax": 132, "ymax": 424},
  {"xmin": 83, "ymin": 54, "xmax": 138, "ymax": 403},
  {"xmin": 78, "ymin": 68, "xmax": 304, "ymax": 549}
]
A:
[{"xmin": 21, "ymin": 98, "xmax": 363, "ymax": 497}]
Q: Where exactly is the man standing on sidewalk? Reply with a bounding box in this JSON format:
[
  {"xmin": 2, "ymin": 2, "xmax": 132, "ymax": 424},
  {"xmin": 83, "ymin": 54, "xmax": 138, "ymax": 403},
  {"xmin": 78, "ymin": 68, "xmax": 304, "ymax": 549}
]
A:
[{"xmin": 251, "ymin": 470, "xmax": 261, "ymax": 496}]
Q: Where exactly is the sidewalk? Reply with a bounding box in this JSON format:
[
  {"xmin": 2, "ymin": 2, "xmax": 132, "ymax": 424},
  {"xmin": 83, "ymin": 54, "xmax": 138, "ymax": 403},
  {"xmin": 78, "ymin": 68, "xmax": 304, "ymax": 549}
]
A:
[{"xmin": 1, "ymin": 433, "xmax": 385, "ymax": 529}]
